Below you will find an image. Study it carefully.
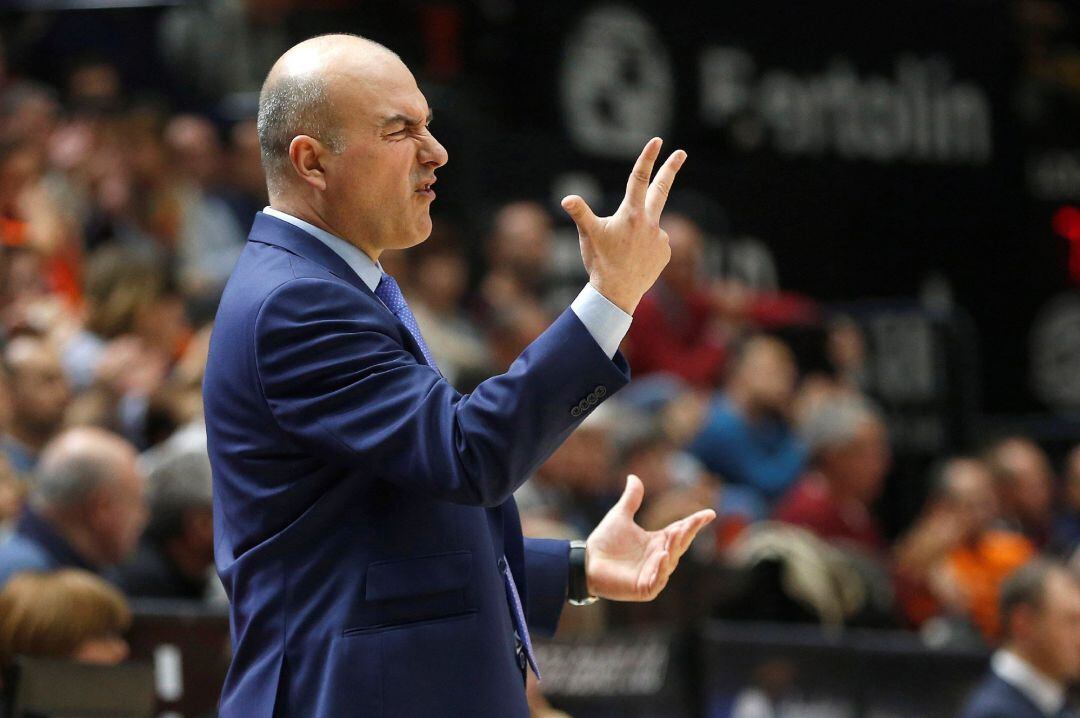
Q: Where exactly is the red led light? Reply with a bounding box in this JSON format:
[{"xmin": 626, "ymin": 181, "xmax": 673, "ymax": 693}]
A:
[{"xmin": 1053, "ymin": 206, "xmax": 1080, "ymax": 284}]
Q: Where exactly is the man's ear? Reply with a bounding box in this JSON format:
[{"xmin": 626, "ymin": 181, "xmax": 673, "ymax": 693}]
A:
[{"xmin": 288, "ymin": 135, "xmax": 328, "ymax": 191}]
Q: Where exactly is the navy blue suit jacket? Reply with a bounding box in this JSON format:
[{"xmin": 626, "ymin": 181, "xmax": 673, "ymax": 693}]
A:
[
  {"xmin": 204, "ymin": 213, "xmax": 630, "ymax": 718},
  {"xmin": 959, "ymin": 672, "xmax": 1060, "ymax": 718}
]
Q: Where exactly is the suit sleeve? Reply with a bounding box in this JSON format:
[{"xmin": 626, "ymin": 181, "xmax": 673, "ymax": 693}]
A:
[
  {"xmin": 523, "ymin": 538, "xmax": 570, "ymax": 637},
  {"xmin": 254, "ymin": 277, "xmax": 629, "ymax": 507}
]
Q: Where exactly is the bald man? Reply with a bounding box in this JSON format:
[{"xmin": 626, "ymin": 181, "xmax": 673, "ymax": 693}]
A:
[
  {"xmin": 0, "ymin": 427, "xmax": 147, "ymax": 587},
  {"xmin": 204, "ymin": 34, "xmax": 714, "ymax": 718}
]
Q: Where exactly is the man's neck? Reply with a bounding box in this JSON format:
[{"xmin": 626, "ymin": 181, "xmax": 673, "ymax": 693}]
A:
[{"xmin": 268, "ymin": 199, "xmax": 381, "ymax": 262}]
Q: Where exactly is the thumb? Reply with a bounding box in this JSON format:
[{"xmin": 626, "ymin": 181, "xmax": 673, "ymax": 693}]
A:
[
  {"xmin": 561, "ymin": 194, "xmax": 598, "ymax": 235},
  {"xmin": 616, "ymin": 474, "xmax": 645, "ymax": 519}
]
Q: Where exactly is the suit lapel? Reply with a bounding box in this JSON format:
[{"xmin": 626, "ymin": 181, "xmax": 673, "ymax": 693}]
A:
[
  {"xmin": 247, "ymin": 212, "xmax": 374, "ymax": 297},
  {"xmin": 247, "ymin": 212, "xmax": 437, "ymax": 370}
]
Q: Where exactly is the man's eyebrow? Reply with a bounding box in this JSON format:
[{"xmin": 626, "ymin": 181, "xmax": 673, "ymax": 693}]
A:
[{"xmin": 380, "ymin": 109, "xmax": 434, "ymax": 128}]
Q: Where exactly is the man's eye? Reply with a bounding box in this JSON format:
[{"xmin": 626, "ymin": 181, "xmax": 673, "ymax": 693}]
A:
[{"xmin": 388, "ymin": 129, "xmax": 408, "ymax": 138}]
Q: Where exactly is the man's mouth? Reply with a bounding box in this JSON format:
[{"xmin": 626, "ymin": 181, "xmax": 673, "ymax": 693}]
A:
[{"xmin": 415, "ymin": 177, "xmax": 437, "ymax": 199}]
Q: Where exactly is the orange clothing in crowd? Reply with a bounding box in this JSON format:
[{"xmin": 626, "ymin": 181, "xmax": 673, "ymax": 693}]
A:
[
  {"xmin": 1, "ymin": 216, "xmax": 82, "ymax": 308},
  {"xmin": 901, "ymin": 530, "xmax": 1035, "ymax": 640}
]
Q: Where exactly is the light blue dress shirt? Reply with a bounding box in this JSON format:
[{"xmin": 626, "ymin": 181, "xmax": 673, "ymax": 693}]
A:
[{"xmin": 262, "ymin": 207, "xmax": 631, "ymax": 359}]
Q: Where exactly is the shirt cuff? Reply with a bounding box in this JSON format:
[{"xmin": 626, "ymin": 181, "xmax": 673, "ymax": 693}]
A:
[{"xmin": 570, "ymin": 283, "xmax": 632, "ymax": 359}]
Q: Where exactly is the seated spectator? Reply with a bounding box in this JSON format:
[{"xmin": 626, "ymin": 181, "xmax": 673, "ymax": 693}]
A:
[
  {"xmin": 687, "ymin": 336, "xmax": 806, "ymax": 512},
  {"xmin": 0, "ymin": 427, "xmax": 146, "ymax": 587},
  {"xmin": 1052, "ymin": 444, "xmax": 1080, "ymax": 556},
  {"xmin": 480, "ymin": 201, "xmax": 555, "ymax": 309},
  {"xmin": 0, "ymin": 335, "xmax": 70, "ymax": 474},
  {"xmin": 625, "ymin": 213, "xmax": 728, "ymax": 387},
  {"xmin": 0, "ymin": 569, "xmax": 130, "ymax": 667},
  {"xmin": 985, "ymin": 437, "xmax": 1055, "ymax": 549},
  {"xmin": 895, "ymin": 457, "xmax": 1035, "ymax": 642},
  {"xmin": 405, "ymin": 223, "xmax": 491, "ymax": 389},
  {"xmin": 485, "ymin": 300, "xmax": 550, "ymax": 374},
  {"xmin": 774, "ymin": 394, "xmax": 890, "ymax": 554},
  {"xmin": 163, "ymin": 113, "xmax": 247, "ymax": 299},
  {"xmin": 515, "ymin": 403, "xmax": 618, "ymax": 537},
  {"xmin": 62, "ymin": 246, "xmax": 184, "ymax": 394},
  {"xmin": 113, "ymin": 445, "xmax": 213, "ymax": 600},
  {"xmin": 959, "ymin": 560, "xmax": 1080, "ymax": 718}
]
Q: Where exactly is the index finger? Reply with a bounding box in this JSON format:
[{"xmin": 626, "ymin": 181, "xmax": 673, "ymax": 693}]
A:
[
  {"xmin": 645, "ymin": 149, "xmax": 688, "ymax": 218},
  {"xmin": 624, "ymin": 137, "xmax": 663, "ymax": 209}
]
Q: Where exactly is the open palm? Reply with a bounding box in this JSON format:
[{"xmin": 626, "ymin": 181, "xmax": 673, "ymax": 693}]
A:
[{"xmin": 585, "ymin": 475, "xmax": 716, "ymax": 602}]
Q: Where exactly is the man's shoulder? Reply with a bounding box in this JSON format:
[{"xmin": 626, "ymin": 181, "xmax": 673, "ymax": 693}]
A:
[
  {"xmin": 0, "ymin": 533, "xmax": 53, "ymax": 586},
  {"xmin": 959, "ymin": 673, "xmax": 1043, "ymax": 718}
]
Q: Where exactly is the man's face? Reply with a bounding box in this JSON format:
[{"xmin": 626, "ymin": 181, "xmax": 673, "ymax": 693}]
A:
[
  {"xmin": 947, "ymin": 462, "xmax": 999, "ymax": 538},
  {"xmin": 94, "ymin": 454, "xmax": 147, "ymax": 565},
  {"xmin": 998, "ymin": 440, "xmax": 1054, "ymax": 529},
  {"xmin": 9, "ymin": 343, "xmax": 70, "ymax": 437},
  {"xmin": 1029, "ymin": 572, "xmax": 1080, "ymax": 683},
  {"xmin": 827, "ymin": 418, "xmax": 892, "ymax": 505},
  {"xmin": 322, "ymin": 57, "xmax": 448, "ymax": 255}
]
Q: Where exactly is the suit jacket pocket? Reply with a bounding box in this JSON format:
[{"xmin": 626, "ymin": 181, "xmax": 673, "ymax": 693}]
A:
[{"xmin": 348, "ymin": 550, "xmax": 473, "ymax": 633}]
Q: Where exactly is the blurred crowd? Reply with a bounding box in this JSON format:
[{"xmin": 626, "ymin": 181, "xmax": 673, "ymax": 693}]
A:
[{"xmin": 1, "ymin": 12, "xmax": 1080, "ymax": 718}]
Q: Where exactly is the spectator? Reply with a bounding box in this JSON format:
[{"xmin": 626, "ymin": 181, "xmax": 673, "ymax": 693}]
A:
[
  {"xmin": 986, "ymin": 437, "xmax": 1055, "ymax": 549},
  {"xmin": 687, "ymin": 336, "xmax": 806, "ymax": 514},
  {"xmin": 114, "ymin": 444, "xmax": 213, "ymax": 600},
  {"xmin": 163, "ymin": 113, "xmax": 247, "ymax": 298},
  {"xmin": 1053, "ymin": 444, "xmax": 1080, "ymax": 555},
  {"xmin": 774, "ymin": 394, "xmax": 890, "ymax": 554},
  {"xmin": 895, "ymin": 458, "xmax": 1036, "ymax": 642},
  {"xmin": 0, "ymin": 335, "xmax": 70, "ymax": 474},
  {"xmin": 405, "ymin": 223, "xmax": 491, "ymax": 389},
  {"xmin": 0, "ymin": 568, "xmax": 131, "ymax": 667},
  {"xmin": 959, "ymin": 560, "xmax": 1080, "ymax": 718},
  {"xmin": 485, "ymin": 300, "xmax": 550, "ymax": 374},
  {"xmin": 625, "ymin": 213, "xmax": 728, "ymax": 387},
  {"xmin": 219, "ymin": 118, "xmax": 268, "ymax": 230},
  {"xmin": 62, "ymin": 246, "xmax": 182, "ymax": 394},
  {"xmin": 0, "ymin": 427, "xmax": 147, "ymax": 587},
  {"xmin": 480, "ymin": 200, "xmax": 555, "ymax": 308},
  {"xmin": 515, "ymin": 403, "xmax": 618, "ymax": 537}
]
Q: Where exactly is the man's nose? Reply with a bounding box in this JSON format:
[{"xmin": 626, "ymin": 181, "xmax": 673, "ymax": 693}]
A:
[{"xmin": 420, "ymin": 132, "xmax": 448, "ymax": 168}]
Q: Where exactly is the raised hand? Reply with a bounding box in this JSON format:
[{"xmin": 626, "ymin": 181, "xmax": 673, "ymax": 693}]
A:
[
  {"xmin": 584, "ymin": 475, "xmax": 716, "ymax": 602},
  {"xmin": 561, "ymin": 138, "xmax": 687, "ymax": 314}
]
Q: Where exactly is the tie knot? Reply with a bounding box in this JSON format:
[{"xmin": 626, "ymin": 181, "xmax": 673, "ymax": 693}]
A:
[{"xmin": 375, "ymin": 273, "xmax": 405, "ymax": 308}]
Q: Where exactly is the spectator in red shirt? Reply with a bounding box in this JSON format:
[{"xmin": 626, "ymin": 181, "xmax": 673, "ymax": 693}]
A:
[
  {"xmin": 774, "ymin": 394, "xmax": 891, "ymax": 554},
  {"xmin": 625, "ymin": 213, "xmax": 728, "ymax": 388}
]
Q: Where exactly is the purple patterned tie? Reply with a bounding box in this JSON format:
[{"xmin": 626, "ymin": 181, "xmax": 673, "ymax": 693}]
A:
[
  {"xmin": 500, "ymin": 556, "xmax": 541, "ymax": 680},
  {"xmin": 374, "ymin": 273, "xmax": 439, "ymax": 370},
  {"xmin": 376, "ymin": 273, "xmax": 539, "ymax": 679}
]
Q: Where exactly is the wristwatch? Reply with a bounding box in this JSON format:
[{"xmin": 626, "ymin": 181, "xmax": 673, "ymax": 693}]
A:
[{"xmin": 568, "ymin": 540, "xmax": 599, "ymax": 605}]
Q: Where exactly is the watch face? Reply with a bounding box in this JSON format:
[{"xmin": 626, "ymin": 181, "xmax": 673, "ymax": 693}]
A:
[{"xmin": 568, "ymin": 596, "xmax": 600, "ymax": 606}]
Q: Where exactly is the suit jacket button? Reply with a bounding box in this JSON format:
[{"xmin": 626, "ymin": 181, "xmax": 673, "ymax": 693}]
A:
[
  {"xmin": 578, "ymin": 399, "xmax": 589, "ymax": 412},
  {"xmin": 571, "ymin": 406, "xmax": 582, "ymax": 417},
  {"xmin": 587, "ymin": 393, "xmax": 598, "ymax": 406},
  {"xmin": 595, "ymin": 385, "xmax": 607, "ymax": 398}
]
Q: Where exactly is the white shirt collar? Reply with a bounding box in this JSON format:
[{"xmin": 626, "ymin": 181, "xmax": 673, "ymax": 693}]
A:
[
  {"xmin": 992, "ymin": 649, "xmax": 1066, "ymax": 716},
  {"xmin": 262, "ymin": 207, "xmax": 383, "ymax": 292}
]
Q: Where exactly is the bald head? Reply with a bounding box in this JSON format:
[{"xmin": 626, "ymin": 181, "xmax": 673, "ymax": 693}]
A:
[
  {"xmin": 34, "ymin": 427, "xmax": 138, "ymax": 511},
  {"xmin": 257, "ymin": 34, "xmax": 398, "ymax": 196},
  {"xmin": 255, "ymin": 34, "xmax": 446, "ymax": 257}
]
